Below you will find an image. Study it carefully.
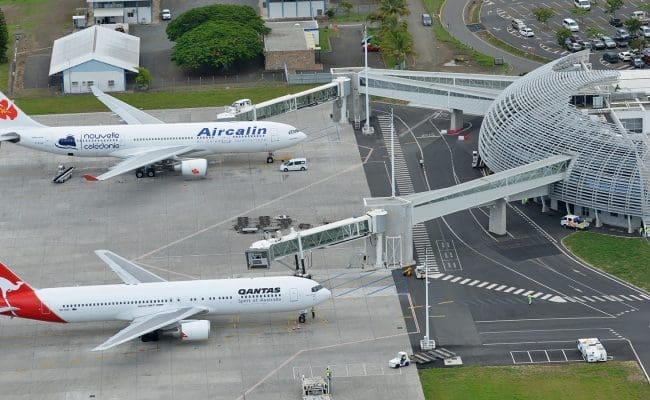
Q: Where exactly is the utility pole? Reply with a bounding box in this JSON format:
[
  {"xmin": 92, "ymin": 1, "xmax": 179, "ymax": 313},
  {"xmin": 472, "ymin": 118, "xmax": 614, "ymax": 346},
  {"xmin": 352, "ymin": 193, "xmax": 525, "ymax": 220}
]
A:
[
  {"xmin": 420, "ymin": 248, "xmax": 436, "ymax": 350},
  {"xmin": 390, "ymin": 108, "xmax": 395, "ymax": 198},
  {"xmin": 9, "ymin": 26, "xmax": 20, "ymax": 97}
]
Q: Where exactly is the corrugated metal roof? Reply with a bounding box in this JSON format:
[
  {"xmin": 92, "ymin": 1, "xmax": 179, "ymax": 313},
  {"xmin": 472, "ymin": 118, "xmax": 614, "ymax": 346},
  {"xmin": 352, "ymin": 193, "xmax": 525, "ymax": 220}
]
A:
[{"xmin": 49, "ymin": 25, "xmax": 140, "ymax": 75}]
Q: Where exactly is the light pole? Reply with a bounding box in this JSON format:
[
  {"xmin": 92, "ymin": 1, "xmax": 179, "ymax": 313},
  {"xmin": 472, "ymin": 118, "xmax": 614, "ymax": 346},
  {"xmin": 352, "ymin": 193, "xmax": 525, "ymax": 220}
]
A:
[
  {"xmin": 362, "ymin": 24, "xmax": 374, "ymax": 135},
  {"xmin": 9, "ymin": 26, "xmax": 20, "ymax": 97}
]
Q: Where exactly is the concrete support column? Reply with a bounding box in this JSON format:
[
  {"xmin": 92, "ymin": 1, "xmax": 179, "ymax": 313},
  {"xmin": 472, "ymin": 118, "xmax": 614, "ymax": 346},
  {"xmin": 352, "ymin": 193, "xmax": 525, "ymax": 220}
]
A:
[
  {"xmin": 489, "ymin": 198, "xmax": 507, "ymax": 235},
  {"xmin": 339, "ymin": 95, "xmax": 348, "ymax": 124},
  {"xmin": 593, "ymin": 208, "xmax": 602, "ymax": 227},
  {"xmin": 540, "ymin": 196, "xmax": 548, "ymax": 213},
  {"xmin": 627, "ymin": 215, "xmax": 633, "ymax": 234},
  {"xmin": 550, "ymin": 198, "xmax": 558, "ymax": 211},
  {"xmin": 450, "ymin": 108, "xmax": 463, "ymax": 133}
]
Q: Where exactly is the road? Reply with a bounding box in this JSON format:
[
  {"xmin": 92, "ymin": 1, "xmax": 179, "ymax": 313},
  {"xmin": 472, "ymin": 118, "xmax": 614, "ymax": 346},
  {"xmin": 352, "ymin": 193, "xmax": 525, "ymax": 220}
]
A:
[{"xmin": 358, "ymin": 103, "xmax": 650, "ymax": 379}]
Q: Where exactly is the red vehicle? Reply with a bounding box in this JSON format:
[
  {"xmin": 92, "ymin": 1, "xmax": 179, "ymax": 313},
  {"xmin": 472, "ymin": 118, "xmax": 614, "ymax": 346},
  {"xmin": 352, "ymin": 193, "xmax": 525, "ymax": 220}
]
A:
[{"xmin": 362, "ymin": 43, "xmax": 380, "ymax": 52}]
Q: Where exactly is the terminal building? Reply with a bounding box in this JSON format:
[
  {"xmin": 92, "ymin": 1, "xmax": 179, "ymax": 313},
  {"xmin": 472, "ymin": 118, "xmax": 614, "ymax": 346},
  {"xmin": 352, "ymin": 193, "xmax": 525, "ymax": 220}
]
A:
[{"xmin": 479, "ymin": 53, "xmax": 650, "ymax": 232}]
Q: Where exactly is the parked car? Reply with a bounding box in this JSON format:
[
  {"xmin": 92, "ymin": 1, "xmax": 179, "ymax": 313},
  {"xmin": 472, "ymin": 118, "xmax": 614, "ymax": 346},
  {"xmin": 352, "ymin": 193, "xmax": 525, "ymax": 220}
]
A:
[
  {"xmin": 615, "ymin": 38, "xmax": 628, "ymax": 48},
  {"xmin": 519, "ymin": 27, "xmax": 534, "ymax": 37},
  {"xmin": 590, "ymin": 38, "xmax": 606, "ymax": 50},
  {"xmin": 567, "ymin": 42, "xmax": 583, "ymax": 52},
  {"xmin": 618, "ymin": 51, "xmax": 633, "ymax": 61},
  {"xmin": 639, "ymin": 26, "xmax": 650, "ymax": 39},
  {"xmin": 161, "ymin": 9, "xmax": 172, "ymax": 20},
  {"xmin": 574, "ymin": 0, "xmax": 591, "ymax": 10},
  {"xmin": 563, "ymin": 18, "xmax": 580, "ymax": 32},
  {"xmin": 615, "ymin": 28, "xmax": 630, "ymax": 41},
  {"xmin": 422, "ymin": 13, "xmax": 432, "ymax": 26},
  {"xmin": 601, "ymin": 36, "xmax": 617, "ymax": 49},
  {"xmin": 362, "ymin": 43, "xmax": 380, "ymax": 52},
  {"xmin": 511, "ymin": 18, "xmax": 526, "ymax": 30},
  {"xmin": 602, "ymin": 52, "xmax": 619, "ymax": 63},
  {"xmin": 609, "ymin": 16, "xmax": 623, "ymax": 27},
  {"xmin": 631, "ymin": 57, "xmax": 645, "ymax": 68}
]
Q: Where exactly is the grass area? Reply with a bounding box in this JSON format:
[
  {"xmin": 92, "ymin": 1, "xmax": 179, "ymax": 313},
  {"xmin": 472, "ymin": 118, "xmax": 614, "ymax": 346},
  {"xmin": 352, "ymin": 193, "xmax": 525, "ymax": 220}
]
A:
[
  {"xmin": 479, "ymin": 31, "xmax": 551, "ymax": 65},
  {"xmin": 13, "ymin": 84, "xmax": 318, "ymax": 115},
  {"xmin": 564, "ymin": 232, "xmax": 650, "ymax": 291},
  {"xmin": 328, "ymin": 13, "xmax": 371, "ymax": 23},
  {"xmin": 318, "ymin": 28, "xmax": 332, "ymax": 52},
  {"xmin": 423, "ymin": 0, "xmax": 507, "ymax": 70},
  {"xmin": 420, "ymin": 362, "xmax": 650, "ymax": 400}
]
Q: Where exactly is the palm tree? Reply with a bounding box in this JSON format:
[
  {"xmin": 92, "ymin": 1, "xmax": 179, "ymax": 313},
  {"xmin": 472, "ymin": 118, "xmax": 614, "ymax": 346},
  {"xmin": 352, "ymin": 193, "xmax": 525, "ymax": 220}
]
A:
[
  {"xmin": 381, "ymin": 28, "xmax": 414, "ymax": 69},
  {"xmin": 378, "ymin": 0, "xmax": 409, "ymax": 20}
]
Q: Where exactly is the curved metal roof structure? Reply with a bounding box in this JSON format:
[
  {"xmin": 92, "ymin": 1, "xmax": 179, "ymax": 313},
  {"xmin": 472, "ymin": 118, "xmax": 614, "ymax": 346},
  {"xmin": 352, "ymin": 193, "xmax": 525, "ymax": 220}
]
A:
[{"xmin": 479, "ymin": 51, "xmax": 650, "ymax": 225}]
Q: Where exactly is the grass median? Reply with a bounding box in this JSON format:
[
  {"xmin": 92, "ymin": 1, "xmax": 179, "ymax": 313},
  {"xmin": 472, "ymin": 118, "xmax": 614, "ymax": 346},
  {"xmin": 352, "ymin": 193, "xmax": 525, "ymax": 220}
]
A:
[
  {"xmin": 420, "ymin": 362, "xmax": 649, "ymax": 400},
  {"xmin": 12, "ymin": 84, "xmax": 318, "ymax": 115},
  {"xmin": 563, "ymin": 231, "xmax": 650, "ymax": 291}
]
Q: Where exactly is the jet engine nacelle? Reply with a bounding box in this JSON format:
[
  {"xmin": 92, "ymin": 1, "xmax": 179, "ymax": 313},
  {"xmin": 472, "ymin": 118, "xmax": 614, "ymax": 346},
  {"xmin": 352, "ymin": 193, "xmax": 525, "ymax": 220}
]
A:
[
  {"xmin": 174, "ymin": 159, "xmax": 207, "ymax": 177},
  {"xmin": 178, "ymin": 320, "xmax": 210, "ymax": 341}
]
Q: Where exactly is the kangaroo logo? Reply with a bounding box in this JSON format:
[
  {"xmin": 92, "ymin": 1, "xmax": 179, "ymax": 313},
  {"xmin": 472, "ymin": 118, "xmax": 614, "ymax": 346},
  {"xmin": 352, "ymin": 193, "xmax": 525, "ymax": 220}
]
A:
[
  {"xmin": 0, "ymin": 99, "xmax": 18, "ymax": 120},
  {"xmin": 0, "ymin": 277, "xmax": 24, "ymax": 315},
  {"xmin": 55, "ymin": 135, "xmax": 77, "ymax": 149}
]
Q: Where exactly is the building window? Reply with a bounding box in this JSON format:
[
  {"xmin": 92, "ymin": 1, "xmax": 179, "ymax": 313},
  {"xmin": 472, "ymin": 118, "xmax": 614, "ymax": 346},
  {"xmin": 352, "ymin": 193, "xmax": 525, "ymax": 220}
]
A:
[
  {"xmin": 127, "ymin": 12, "xmax": 134, "ymax": 18},
  {"xmin": 108, "ymin": 80, "xmax": 115, "ymax": 87},
  {"xmin": 610, "ymin": 212, "xmax": 618, "ymax": 217},
  {"xmin": 87, "ymin": 81, "xmax": 94, "ymax": 86},
  {"xmin": 71, "ymin": 81, "xmax": 78, "ymax": 86},
  {"xmin": 620, "ymin": 118, "xmax": 642, "ymax": 134}
]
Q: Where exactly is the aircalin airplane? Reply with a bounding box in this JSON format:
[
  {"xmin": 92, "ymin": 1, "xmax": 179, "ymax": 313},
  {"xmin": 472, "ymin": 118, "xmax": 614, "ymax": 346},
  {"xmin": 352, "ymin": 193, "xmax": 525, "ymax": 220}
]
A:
[
  {"xmin": 0, "ymin": 250, "xmax": 330, "ymax": 351},
  {"xmin": 0, "ymin": 87, "xmax": 306, "ymax": 181}
]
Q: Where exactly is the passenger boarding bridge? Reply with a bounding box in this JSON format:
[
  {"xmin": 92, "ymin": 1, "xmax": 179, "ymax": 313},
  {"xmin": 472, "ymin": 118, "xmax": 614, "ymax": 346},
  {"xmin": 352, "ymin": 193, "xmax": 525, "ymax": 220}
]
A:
[{"xmin": 245, "ymin": 155, "xmax": 573, "ymax": 269}]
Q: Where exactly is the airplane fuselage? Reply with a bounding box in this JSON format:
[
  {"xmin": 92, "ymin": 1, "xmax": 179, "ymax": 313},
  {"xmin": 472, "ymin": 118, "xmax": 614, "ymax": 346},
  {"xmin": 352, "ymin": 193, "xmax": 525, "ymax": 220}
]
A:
[
  {"xmin": 5, "ymin": 276, "xmax": 328, "ymax": 324},
  {"xmin": 15, "ymin": 121, "xmax": 303, "ymax": 158}
]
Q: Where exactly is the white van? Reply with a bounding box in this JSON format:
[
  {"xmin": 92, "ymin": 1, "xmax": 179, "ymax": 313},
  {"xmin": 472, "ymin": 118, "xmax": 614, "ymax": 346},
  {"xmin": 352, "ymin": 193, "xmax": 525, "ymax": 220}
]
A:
[
  {"xmin": 511, "ymin": 19, "xmax": 526, "ymax": 30},
  {"xmin": 563, "ymin": 18, "xmax": 580, "ymax": 32},
  {"xmin": 574, "ymin": 0, "xmax": 590, "ymax": 10},
  {"xmin": 280, "ymin": 158, "xmax": 307, "ymax": 172}
]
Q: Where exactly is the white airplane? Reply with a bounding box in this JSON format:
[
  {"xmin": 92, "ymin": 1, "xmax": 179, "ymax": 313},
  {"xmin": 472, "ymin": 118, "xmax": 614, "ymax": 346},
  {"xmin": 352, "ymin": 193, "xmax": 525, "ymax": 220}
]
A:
[
  {"xmin": 0, "ymin": 250, "xmax": 330, "ymax": 351},
  {"xmin": 0, "ymin": 87, "xmax": 306, "ymax": 181}
]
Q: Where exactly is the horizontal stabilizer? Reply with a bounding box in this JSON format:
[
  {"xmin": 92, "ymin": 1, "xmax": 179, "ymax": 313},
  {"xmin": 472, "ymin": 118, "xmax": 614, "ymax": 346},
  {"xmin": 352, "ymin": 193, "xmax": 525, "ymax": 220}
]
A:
[{"xmin": 83, "ymin": 174, "xmax": 99, "ymax": 182}]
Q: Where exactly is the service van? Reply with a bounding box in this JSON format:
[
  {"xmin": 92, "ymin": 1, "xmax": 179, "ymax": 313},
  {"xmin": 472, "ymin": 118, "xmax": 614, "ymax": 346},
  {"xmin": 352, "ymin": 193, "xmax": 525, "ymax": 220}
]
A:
[
  {"xmin": 511, "ymin": 19, "xmax": 526, "ymax": 30},
  {"xmin": 574, "ymin": 0, "xmax": 590, "ymax": 10},
  {"xmin": 280, "ymin": 158, "xmax": 308, "ymax": 172},
  {"xmin": 563, "ymin": 18, "xmax": 580, "ymax": 32}
]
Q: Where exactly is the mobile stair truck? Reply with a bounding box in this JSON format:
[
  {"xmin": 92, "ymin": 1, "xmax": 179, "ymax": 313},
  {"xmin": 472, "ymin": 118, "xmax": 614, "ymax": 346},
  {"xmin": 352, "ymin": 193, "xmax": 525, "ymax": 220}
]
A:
[
  {"xmin": 577, "ymin": 338, "xmax": 608, "ymax": 362},
  {"xmin": 560, "ymin": 215, "xmax": 590, "ymax": 230}
]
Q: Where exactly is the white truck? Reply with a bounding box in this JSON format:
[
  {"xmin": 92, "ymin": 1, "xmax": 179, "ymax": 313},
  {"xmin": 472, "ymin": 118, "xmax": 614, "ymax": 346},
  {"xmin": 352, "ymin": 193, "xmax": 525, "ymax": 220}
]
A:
[
  {"xmin": 577, "ymin": 338, "xmax": 608, "ymax": 362},
  {"xmin": 560, "ymin": 214, "xmax": 590, "ymax": 230},
  {"xmin": 631, "ymin": 11, "xmax": 650, "ymax": 25}
]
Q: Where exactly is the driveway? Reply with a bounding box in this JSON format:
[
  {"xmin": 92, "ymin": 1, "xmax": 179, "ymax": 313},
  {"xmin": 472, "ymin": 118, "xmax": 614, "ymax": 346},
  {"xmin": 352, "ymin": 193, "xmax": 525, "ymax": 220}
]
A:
[{"xmin": 320, "ymin": 24, "xmax": 383, "ymax": 70}]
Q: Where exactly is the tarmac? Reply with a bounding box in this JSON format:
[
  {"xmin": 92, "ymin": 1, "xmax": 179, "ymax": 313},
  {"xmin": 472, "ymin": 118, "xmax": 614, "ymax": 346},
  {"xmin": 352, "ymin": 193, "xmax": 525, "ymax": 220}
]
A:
[{"xmin": 0, "ymin": 103, "xmax": 425, "ymax": 400}]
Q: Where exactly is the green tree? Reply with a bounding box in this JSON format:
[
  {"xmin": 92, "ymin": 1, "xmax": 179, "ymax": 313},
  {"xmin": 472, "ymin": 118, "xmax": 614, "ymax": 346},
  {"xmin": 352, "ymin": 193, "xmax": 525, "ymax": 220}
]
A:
[
  {"xmin": 380, "ymin": 27, "xmax": 414, "ymax": 69},
  {"xmin": 532, "ymin": 7, "xmax": 555, "ymax": 27},
  {"xmin": 134, "ymin": 66, "xmax": 152, "ymax": 89},
  {"xmin": 556, "ymin": 27, "xmax": 572, "ymax": 45},
  {"xmin": 624, "ymin": 17, "xmax": 642, "ymax": 36},
  {"xmin": 166, "ymin": 4, "xmax": 268, "ymax": 42},
  {"xmin": 585, "ymin": 26, "xmax": 606, "ymax": 38},
  {"xmin": 378, "ymin": 0, "xmax": 409, "ymax": 20},
  {"xmin": 605, "ymin": 0, "xmax": 624, "ymax": 15},
  {"xmin": 569, "ymin": 7, "xmax": 590, "ymax": 23},
  {"xmin": 171, "ymin": 21, "xmax": 263, "ymax": 70},
  {"xmin": 0, "ymin": 8, "xmax": 8, "ymax": 64},
  {"xmin": 629, "ymin": 37, "xmax": 646, "ymax": 52},
  {"xmin": 338, "ymin": 0, "xmax": 353, "ymax": 16},
  {"xmin": 378, "ymin": 14, "xmax": 408, "ymax": 36},
  {"xmin": 639, "ymin": 4, "xmax": 650, "ymax": 12}
]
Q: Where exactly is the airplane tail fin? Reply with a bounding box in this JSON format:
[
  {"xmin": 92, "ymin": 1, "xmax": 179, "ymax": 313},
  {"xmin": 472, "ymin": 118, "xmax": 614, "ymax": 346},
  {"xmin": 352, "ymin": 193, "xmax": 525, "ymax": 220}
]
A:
[
  {"xmin": 0, "ymin": 91, "xmax": 45, "ymax": 133},
  {"xmin": 0, "ymin": 261, "xmax": 35, "ymax": 290}
]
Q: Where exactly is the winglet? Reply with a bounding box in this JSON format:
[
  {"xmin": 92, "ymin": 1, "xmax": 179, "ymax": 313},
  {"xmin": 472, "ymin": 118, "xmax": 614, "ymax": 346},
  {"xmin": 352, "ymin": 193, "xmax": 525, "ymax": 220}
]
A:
[{"xmin": 83, "ymin": 174, "xmax": 99, "ymax": 181}]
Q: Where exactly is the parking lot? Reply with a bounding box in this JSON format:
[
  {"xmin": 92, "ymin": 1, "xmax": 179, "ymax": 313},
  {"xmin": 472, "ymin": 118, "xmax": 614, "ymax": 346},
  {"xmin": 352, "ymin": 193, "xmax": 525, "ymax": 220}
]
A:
[{"xmin": 481, "ymin": 0, "xmax": 649, "ymax": 69}]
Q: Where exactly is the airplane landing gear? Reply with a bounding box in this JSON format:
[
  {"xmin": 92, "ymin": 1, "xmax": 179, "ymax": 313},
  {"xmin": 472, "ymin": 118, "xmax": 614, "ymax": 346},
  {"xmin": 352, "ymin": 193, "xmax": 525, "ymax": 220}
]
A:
[
  {"xmin": 135, "ymin": 166, "xmax": 156, "ymax": 178},
  {"xmin": 141, "ymin": 330, "xmax": 160, "ymax": 342},
  {"xmin": 298, "ymin": 312, "xmax": 307, "ymax": 324},
  {"xmin": 266, "ymin": 153, "xmax": 274, "ymax": 163}
]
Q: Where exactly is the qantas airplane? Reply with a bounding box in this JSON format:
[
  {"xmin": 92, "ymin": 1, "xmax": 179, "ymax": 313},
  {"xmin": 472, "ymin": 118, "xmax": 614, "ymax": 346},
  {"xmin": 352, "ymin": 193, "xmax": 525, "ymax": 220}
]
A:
[
  {"xmin": 0, "ymin": 87, "xmax": 306, "ymax": 181},
  {"xmin": 0, "ymin": 250, "xmax": 330, "ymax": 351}
]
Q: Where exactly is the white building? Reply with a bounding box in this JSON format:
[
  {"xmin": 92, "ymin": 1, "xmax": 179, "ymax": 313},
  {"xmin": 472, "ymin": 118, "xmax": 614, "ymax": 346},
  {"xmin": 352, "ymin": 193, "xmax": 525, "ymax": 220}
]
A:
[
  {"xmin": 49, "ymin": 25, "xmax": 140, "ymax": 94},
  {"xmin": 87, "ymin": 0, "xmax": 153, "ymax": 25},
  {"xmin": 266, "ymin": 0, "xmax": 326, "ymax": 18}
]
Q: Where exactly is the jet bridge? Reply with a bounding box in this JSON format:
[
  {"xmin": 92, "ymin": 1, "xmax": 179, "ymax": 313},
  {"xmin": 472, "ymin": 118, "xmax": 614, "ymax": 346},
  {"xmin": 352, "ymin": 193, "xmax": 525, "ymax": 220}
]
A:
[{"xmin": 245, "ymin": 210, "xmax": 387, "ymax": 269}]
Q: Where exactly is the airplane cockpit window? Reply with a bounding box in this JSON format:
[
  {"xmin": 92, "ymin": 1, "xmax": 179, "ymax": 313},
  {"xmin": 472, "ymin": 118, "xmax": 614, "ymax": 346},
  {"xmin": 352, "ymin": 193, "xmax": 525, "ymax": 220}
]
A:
[
  {"xmin": 311, "ymin": 285, "xmax": 323, "ymax": 292},
  {"xmin": 289, "ymin": 129, "xmax": 298, "ymax": 135}
]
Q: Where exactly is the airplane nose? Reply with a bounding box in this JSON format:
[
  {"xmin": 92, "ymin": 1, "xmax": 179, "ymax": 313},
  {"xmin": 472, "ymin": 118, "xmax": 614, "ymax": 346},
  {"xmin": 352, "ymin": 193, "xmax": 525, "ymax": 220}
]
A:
[
  {"xmin": 297, "ymin": 131, "xmax": 307, "ymax": 141},
  {"xmin": 321, "ymin": 288, "xmax": 332, "ymax": 302}
]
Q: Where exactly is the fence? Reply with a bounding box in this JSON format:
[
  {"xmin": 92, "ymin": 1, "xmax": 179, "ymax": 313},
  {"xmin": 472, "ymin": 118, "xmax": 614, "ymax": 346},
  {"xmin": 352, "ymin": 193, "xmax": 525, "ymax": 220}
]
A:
[{"xmin": 286, "ymin": 72, "xmax": 332, "ymax": 85}]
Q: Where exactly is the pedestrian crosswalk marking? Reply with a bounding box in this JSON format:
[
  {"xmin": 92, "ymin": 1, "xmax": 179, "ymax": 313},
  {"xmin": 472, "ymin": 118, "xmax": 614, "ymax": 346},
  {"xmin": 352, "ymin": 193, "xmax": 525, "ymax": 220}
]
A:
[
  {"xmin": 504, "ymin": 287, "xmax": 516, "ymax": 293},
  {"xmin": 477, "ymin": 282, "xmax": 489, "ymax": 288},
  {"xmin": 514, "ymin": 289, "xmax": 525, "ymax": 295},
  {"xmin": 460, "ymin": 278, "xmax": 471, "ymax": 285},
  {"xmin": 442, "ymin": 275, "xmax": 454, "ymax": 281},
  {"xmin": 532, "ymin": 292, "xmax": 544, "ymax": 298},
  {"xmin": 486, "ymin": 283, "xmax": 498, "ymax": 290},
  {"xmin": 628, "ymin": 295, "xmax": 641, "ymax": 301},
  {"xmin": 451, "ymin": 277, "xmax": 462, "ymax": 283},
  {"xmin": 468, "ymin": 280, "xmax": 480, "ymax": 286},
  {"xmin": 541, "ymin": 294, "xmax": 553, "ymax": 300},
  {"xmin": 496, "ymin": 285, "xmax": 507, "ymax": 291}
]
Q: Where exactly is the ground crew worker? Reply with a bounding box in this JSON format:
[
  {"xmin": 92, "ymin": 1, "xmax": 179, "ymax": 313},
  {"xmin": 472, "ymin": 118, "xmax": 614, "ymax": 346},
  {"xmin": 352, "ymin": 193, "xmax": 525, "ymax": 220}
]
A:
[
  {"xmin": 311, "ymin": 307, "xmax": 316, "ymax": 319},
  {"xmin": 325, "ymin": 366, "xmax": 332, "ymax": 394},
  {"xmin": 528, "ymin": 293, "xmax": 533, "ymax": 305},
  {"xmin": 419, "ymin": 159, "xmax": 424, "ymax": 168}
]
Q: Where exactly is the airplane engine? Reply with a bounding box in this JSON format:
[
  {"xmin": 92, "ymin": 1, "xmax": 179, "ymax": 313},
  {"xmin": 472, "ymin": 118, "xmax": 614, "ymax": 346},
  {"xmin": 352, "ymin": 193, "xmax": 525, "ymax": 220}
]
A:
[
  {"xmin": 174, "ymin": 159, "xmax": 207, "ymax": 177},
  {"xmin": 174, "ymin": 320, "xmax": 210, "ymax": 341}
]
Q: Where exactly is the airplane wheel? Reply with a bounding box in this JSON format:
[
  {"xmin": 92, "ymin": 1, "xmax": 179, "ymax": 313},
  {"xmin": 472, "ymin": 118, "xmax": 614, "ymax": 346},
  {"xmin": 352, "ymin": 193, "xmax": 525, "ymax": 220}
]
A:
[
  {"xmin": 298, "ymin": 314, "xmax": 306, "ymax": 323},
  {"xmin": 147, "ymin": 169, "xmax": 156, "ymax": 178},
  {"xmin": 135, "ymin": 169, "xmax": 144, "ymax": 179},
  {"xmin": 267, "ymin": 156, "xmax": 274, "ymax": 163}
]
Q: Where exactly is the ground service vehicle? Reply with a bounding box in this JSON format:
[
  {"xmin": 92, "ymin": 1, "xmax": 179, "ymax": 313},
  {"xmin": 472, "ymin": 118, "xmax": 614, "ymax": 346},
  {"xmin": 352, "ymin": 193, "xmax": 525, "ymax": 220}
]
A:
[
  {"xmin": 577, "ymin": 338, "xmax": 607, "ymax": 362},
  {"xmin": 561, "ymin": 214, "xmax": 590, "ymax": 230},
  {"xmin": 422, "ymin": 13, "xmax": 432, "ymax": 26},
  {"xmin": 280, "ymin": 158, "xmax": 307, "ymax": 172},
  {"xmin": 563, "ymin": 18, "xmax": 580, "ymax": 32},
  {"xmin": 389, "ymin": 351, "xmax": 410, "ymax": 368},
  {"xmin": 574, "ymin": 0, "xmax": 590, "ymax": 10},
  {"xmin": 631, "ymin": 11, "xmax": 650, "ymax": 25}
]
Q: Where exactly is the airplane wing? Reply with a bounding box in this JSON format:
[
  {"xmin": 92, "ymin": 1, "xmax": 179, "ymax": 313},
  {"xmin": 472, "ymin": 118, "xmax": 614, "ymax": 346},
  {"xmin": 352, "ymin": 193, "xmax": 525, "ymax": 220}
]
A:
[
  {"xmin": 92, "ymin": 306, "xmax": 207, "ymax": 351},
  {"xmin": 83, "ymin": 145, "xmax": 194, "ymax": 181},
  {"xmin": 95, "ymin": 250, "xmax": 167, "ymax": 284},
  {"xmin": 91, "ymin": 86, "xmax": 163, "ymax": 125}
]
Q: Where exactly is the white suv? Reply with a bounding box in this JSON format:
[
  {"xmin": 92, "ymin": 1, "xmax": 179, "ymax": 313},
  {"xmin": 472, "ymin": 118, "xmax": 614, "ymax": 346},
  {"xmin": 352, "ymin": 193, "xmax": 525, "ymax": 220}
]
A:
[
  {"xmin": 563, "ymin": 18, "xmax": 580, "ymax": 32},
  {"xmin": 161, "ymin": 9, "xmax": 172, "ymax": 20}
]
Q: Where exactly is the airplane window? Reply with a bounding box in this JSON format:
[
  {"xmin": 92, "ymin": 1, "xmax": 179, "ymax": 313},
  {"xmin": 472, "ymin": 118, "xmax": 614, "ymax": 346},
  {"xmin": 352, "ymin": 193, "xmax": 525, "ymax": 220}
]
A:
[{"xmin": 311, "ymin": 285, "xmax": 323, "ymax": 292}]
